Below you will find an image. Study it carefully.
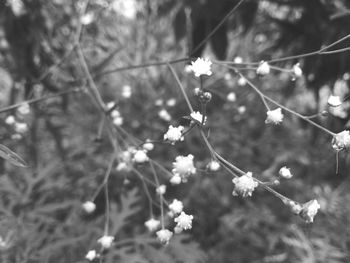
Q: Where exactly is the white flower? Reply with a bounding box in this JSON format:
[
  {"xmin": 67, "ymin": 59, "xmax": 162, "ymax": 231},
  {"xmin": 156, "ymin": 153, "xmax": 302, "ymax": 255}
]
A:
[
  {"xmin": 299, "ymin": 199, "xmax": 321, "ymax": 223},
  {"xmin": 81, "ymin": 12, "xmax": 94, "ymax": 25},
  {"xmin": 164, "ymin": 125, "xmax": 184, "ymax": 144},
  {"xmin": 190, "ymin": 111, "xmax": 207, "ymax": 125},
  {"xmin": 156, "ymin": 229, "xmax": 173, "ymax": 245},
  {"xmin": 174, "ymin": 212, "xmax": 193, "ymax": 230},
  {"xmin": 144, "ymin": 218, "xmax": 160, "ymax": 232},
  {"xmin": 256, "ymin": 61, "xmax": 270, "ymax": 76},
  {"xmin": 172, "ymin": 154, "xmax": 196, "ymax": 182},
  {"xmin": 5, "ymin": 115, "xmax": 15, "ymax": 125},
  {"xmin": 17, "ymin": 103, "xmax": 30, "ymax": 115},
  {"xmin": 227, "ymin": 92, "xmax": 237, "ymax": 102},
  {"xmin": 170, "ymin": 174, "xmax": 182, "ymax": 185},
  {"xmin": 327, "ymin": 95, "xmax": 342, "ymax": 107},
  {"xmin": 234, "ymin": 56, "xmax": 243, "ymax": 64},
  {"xmin": 116, "ymin": 162, "xmax": 129, "ymax": 171},
  {"xmin": 142, "ymin": 140, "xmax": 154, "ymax": 151},
  {"xmin": 156, "ymin": 184, "xmax": 166, "ymax": 195},
  {"xmin": 169, "ymin": 199, "xmax": 183, "ymax": 215},
  {"xmin": 292, "ymin": 63, "xmax": 302, "ymax": 78},
  {"xmin": 232, "ymin": 172, "xmax": 258, "ymax": 197},
  {"xmin": 237, "ymin": 77, "xmax": 247, "ymax": 86},
  {"xmin": 279, "ymin": 166, "xmax": 293, "ymax": 179},
  {"xmin": 158, "ymin": 109, "xmax": 171, "ymax": 121},
  {"xmin": 14, "ymin": 122, "xmax": 28, "ymax": 133},
  {"xmin": 166, "ymin": 98, "xmax": 177, "ymax": 107},
  {"xmin": 133, "ymin": 150, "xmax": 149, "ymax": 163},
  {"xmin": 332, "ymin": 130, "xmax": 350, "ymax": 151},
  {"xmin": 111, "ymin": 0, "xmax": 138, "ymax": 19},
  {"xmin": 85, "ymin": 250, "xmax": 98, "ymax": 261},
  {"xmin": 208, "ymin": 160, "xmax": 220, "ymax": 171},
  {"xmin": 265, "ymin": 108, "xmax": 284, "ymax": 124},
  {"xmin": 113, "ymin": 116, "xmax": 123, "ymax": 126},
  {"xmin": 111, "ymin": 109, "xmax": 123, "ymax": 126},
  {"xmin": 122, "ymin": 85, "xmax": 132, "ymax": 98},
  {"xmin": 285, "ymin": 200, "xmax": 302, "ymax": 214},
  {"xmin": 238, "ymin": 106, "xmax": 246, "ymax": 114},
  {"xmin": 188, "ymin": 58, "xmax": 212, "ymax": 77},
  {"xmin": 97, "ymin": 235, "xmax": 114, "ymax": 249},
  {"xmin": 9, "ymin": 0, "xmax": 26, "ymax": 16},
  {"xmin": 82, "ymin": 201, "xmax": 96, "ymax": 214},
  {"xmin": 107, "ymin": 101, "xmax": 116, "ymax": 109},
  {"xmin": 155, "ymin": 99, "xmax": 163, "ymax": 106},
  {"xmin": 174, "ymin": 226, "xmax": 183, "ymax": 234}
]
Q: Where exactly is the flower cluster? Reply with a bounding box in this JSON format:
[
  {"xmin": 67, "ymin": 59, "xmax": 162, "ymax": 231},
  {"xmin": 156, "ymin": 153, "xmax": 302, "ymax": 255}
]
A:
[
  {"xmin": 256, "ymin": 61, "xmax": 270, "ymax": 76},
  {"xmin": 82, "ymin": 201, "xmax": 96, "ymax": 214},
  {"xmin": 164, "ymin": 125, "xmax": 184, "ymax": 144},
  {"xmin": 188, "ymin": 58, "xmax": 212, "ymax": 77},
  {"xmin": 171, "ymin": 154, "xmax": 196, "ymax": 184},
  {"xmin": 232, "ymin": 172, "xmax": 258, "ymax": 197},
  {"xmin": 174, "ymin": 211, "xmax": 193, "ymax": 233},
  {"xmin": 279, "ymin": 166, "xmax": 293, "ymax": 179},
  {"xmin": 190, "ymin": 111, "xmax": 207, "ymax": 125},
  {"xmin": 97, "ymin": 235, "xmax": 114, "ymax": 249},
  {"xmin": 332, "ymin": 130, "xmax": 350, "ymax": 151},
  {"xmin": 145, "ymin": 218, "xmax": 161, "ymax": 232},
  {"xmin": 265, "ymin": 108, "xmax": 284, "ymax": 124},
  {"xmin": 107, "ymin": 102, "xmax": 123, "ymax": 126},
  {"xmin": 156, "ymin": 229, "xmax": 173, "ymax": 245}
]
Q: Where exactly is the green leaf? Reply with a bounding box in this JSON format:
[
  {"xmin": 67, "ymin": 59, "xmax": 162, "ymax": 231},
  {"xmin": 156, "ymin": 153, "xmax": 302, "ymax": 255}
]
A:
[{"xmin": 0, "ymin": 144, "xmax": 27, "ymax": 167}]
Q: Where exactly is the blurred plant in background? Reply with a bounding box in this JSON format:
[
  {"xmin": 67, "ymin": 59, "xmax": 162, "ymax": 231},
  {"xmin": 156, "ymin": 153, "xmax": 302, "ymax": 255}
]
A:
[{"xmin": 0, "ymin": 0, "xmax": 349, "ymax": 262}]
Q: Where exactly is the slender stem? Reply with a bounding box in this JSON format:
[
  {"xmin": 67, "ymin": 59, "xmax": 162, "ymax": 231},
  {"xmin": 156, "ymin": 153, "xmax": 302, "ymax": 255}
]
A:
[{"xmin": 167, "ymin": 63, "xmax": 194, "ymax": 112}]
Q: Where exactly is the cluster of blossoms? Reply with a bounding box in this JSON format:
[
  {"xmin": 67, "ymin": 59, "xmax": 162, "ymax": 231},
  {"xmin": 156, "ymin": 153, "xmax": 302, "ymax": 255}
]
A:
[
  {"xmin": 107, "ymin": 102, "xmax": 123, "ymax": 126},
  {"xmin": 171, "ymin": 154, "xmax": 196, "ymax": 184},
  {"xmin": 82, "ymin": 201, "xmax": 96, "ymax": 214},
  {"xmin": 232, "ymin": 172, "xmax": 258, "ymax": 198},
  {"xmin": 286, "ymin": 199, "xmax": 321, "ymax": 223},
  {"xmin": 116, "ymin": 143, "xmax": 154, "ymax": 171},
  {"xmin": 164, "ymin": 125, "xmax": 184, "ymax": 144},
  {"xmin": 265, "ymin": 108, "xmax": 284, "ymax": 125},
  {"xmin": 5, "ymin": 103, "xmax": 30, "ymax": 138},
  {"xmin": 85, "ymin": 234, "xmax": 115, "ymax": 261},
  {"xmin": 187, "ymin": 58, "xmax": 212, "ymax": 77},
  {"xmin": 158, "ymin": 108, "xmax": 172, "ymax": 122},
  {"xmin": 208, "ymin": 160, "xmax": 220, "ymax": 172},
  {"xmin": 256, "ymin": 61, "xmax": 270, "ymax": 76}
]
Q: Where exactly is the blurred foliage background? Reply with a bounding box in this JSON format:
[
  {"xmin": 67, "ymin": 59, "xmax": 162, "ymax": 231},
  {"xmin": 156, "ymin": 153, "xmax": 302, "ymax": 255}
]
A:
[{"xmin": 0, "ymin": 0, "xmax": 350, "ymax": 262}]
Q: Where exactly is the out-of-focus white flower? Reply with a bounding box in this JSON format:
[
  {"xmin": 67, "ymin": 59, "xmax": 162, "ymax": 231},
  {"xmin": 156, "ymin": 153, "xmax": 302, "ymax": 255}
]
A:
[
  {"xmin": 208, "ymin": 160, "xmax": 220, "ymax": 171},
  {"xmin": 188, "ymin": 58, "xmax": 212, "ymax": 77},
  {"xmin": 5, "ymin": 115, "xmax": 15, "ymax": 125},
  {"xmin": 158, "ymin": 109, "xmax": 171, "ymax": 122},
  {"xmin": 227, "ymin": 92, "xmax": 237, "ymax": 102},
  {"xmin": 121, "ymin": 85, "xmax": 132, "ymax": 98},
  {"xmin": 85, "ymin": 250, "xmax": 98, "ymax": 261},
  {"xmin": 238, "ymin": 77, "xmax": 247, "ymax": 86},
  {"xmin": 190, "ymin": 111, "xmax": 206, "ymax": 125},
  {"xmin": 234, "ymin": 56, "xmax": 243, "ymax": 64},
  {"xmin": 133, "ymin": 150, "xmax": 149, "ymax": 163},
  {"xmin": 279, "ymin": 166, "xmax": 293, "ymax": 179},
  {"xmin": 8, "ymin": 0, "xmax": 26, "ymax": 16},
  {"xmin": 256, "ymin": 61, "xmax": 270, "ymax": 76},
  {"xmin": 170, "ymin": 174, "xmax": 182, "ymax": 185},
  {"xmin": 292, "ymin": 63, "xmax": 302, "ymax": 78},
  {"xmin": 166, "ymin": 98, "xmax": 177, "ymax": 107},
  {"xmin": 332, "ymin": 130, "xmax": 350, "ymax": 151},
  {"xmin": 142, "ymin": 140, "xmax": 154, "ymax": 151},
  {"xmin": 97, "ymin": 235, "xmax": 114, "ymax": 249},
  {"xmin": 164, "ymin": 125, "xmax": 184, "ymax": 144},
  {"xmin": 327, "ymin": 95, "xmax": 342, "ymax": 107},
  {"xmin": 82, "ymin": 201, "xmax": 96, "ymax": 214},
  {"xmin": 174, "ymin": 212, "xmax": 193, "ymax": 230},
  {"xmin": 174, "ymin": 226, "xmax": 183, "ymax": 234},
  {"xmin": 172, "ymin": 154, "xmax": 196, "ymax": 182},
  {"xmin": 285, "ymin": 200, "xmax": 302, "ymax": 214},
  {"xmin": 116, "ymin": 162, "xmax": 128, "ymax": 171},
  {"xmin": 14, "ymin": 122, "xmax": 28, "ymax": 133},
  {"xmin": 299, "ymin": 199, "xmax": 320, "ymax": 223},
  {"xmin": 156, "ymin": 229, "xmax": 173, "ymax": 245},
  {"xmin": 111, "ymin": 109, "xmax": 123, "ymax": 126},
  {"xmin": 169, "ymin": 199, "xmax": 183, "ymax": 215},
  {"xmin": 144, "ymin": 218, "xmax": 160, "ymax": 232},
  {"xmin": 238, "ymin": 106, "xmax": 246, "ymax": 114},
  {"xmin": 155, "ymin": 99, "xmax": 163, "ymax": 106},
  {"xmin": 265, "ymin": 108, "xmax": 284, "ymax": 124},
  {"xmin": 81, "ymin": 12, "xmax": 94, "ymax": 25},
  {"xmin": 232, "ymin": 172, "xmax": 258, "ymax": 197},
  {"xmin": 17, "ymin": 103, "xmax": 30, "ymax": 115},
  {"xmin": 111, "ymin": 0, "xmax": 138, "ymax": 19},
  {"xmin": 156, "ymin": 185, "xmax": 166, "ymax": 195}
]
